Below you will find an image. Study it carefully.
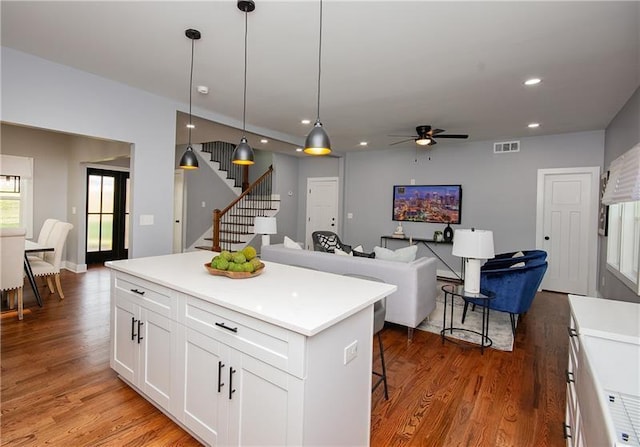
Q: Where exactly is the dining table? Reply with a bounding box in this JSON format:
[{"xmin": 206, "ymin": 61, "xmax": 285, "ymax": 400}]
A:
[{"xmin": 24, "ymin": 240, "xmax": 54, "ymax": 307}]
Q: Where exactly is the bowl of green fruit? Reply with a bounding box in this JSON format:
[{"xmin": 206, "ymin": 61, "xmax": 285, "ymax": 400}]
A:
[{"xmin": 204, "ymin": 246, "xmax": 265, "ymax": 279}]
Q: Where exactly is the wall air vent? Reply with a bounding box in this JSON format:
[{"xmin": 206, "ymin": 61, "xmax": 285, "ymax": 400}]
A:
[{"xmin": 494, "ymin": 140, "xmax": 520, "ymax": 154}]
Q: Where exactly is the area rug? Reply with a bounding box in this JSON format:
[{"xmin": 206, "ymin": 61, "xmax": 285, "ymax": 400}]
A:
[{"xmin": 416, "ymin": 289, "xmax": 515, "ymax": 352}]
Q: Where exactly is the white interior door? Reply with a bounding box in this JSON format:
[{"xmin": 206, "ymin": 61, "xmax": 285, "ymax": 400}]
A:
[
  {"xmin": 173, "ymin": 170, "xmax": 184, "ymax": 253},
  {"xmin": 305, "ymin": 177, "xmax": 339, "ymax": 250},
  {"xmin": 536, "ymin": 167, "xmax": 599, "ymax": 295}
]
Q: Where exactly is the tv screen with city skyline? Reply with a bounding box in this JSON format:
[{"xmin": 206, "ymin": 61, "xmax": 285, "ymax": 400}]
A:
[{"xmin": 392, "ymin": 185, "xmax": 462, "ymax": 224}]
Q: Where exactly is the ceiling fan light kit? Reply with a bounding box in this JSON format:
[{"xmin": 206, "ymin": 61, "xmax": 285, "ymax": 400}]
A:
[
  {"xmin": 304, "ymin": 0, "xmax": 331, "ymax": 156},
  {"xmin": 390, "ymin": 124, "xmax": 469, "ymax": 148},
  {"xmin": 232, "ymin": 0, "xmax": 255, "ymax": 165},
  {"xmin": 179, "ymin": 28, "xmax": 201, "ymax": 170}
]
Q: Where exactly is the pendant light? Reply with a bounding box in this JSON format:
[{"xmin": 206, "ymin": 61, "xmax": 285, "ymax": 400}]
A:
[
  {"xmin": 304, "ymin": 0, "xmax": 331, "ymax": 156},
  {"xmin": 179, "ymin": 28, "xmax": 201, "ymax": 170},
  {"xmin": 232, "ymin": 0, "xmax": 256, "ymax": 165}
]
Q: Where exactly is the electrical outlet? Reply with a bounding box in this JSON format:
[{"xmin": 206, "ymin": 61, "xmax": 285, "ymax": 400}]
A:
[{"xmin": 344, "ymin": 340, "xmax": 358, "ymax": 365}]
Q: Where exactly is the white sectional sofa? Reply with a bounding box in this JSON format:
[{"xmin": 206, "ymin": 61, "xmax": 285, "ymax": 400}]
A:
[{"xmin": 261, "ymin": 244, "xmax": 438, "ymax": 339}]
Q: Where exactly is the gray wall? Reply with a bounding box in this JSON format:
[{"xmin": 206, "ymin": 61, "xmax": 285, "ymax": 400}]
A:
[
  {"xmin": 342, "ymin": 130, "xmax": 605, "ymax": 275},
  {"xmin": 601, "ymin": 86, "xmax": 640, "ymax": 303},
  {"xmin": 270, "ymin": 153, "xmax": 300, "ymax": 247}
]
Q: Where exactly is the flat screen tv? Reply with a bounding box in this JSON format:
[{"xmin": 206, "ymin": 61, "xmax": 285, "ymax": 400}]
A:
[{"xmin": 392, "ymin": 185, "xmax": 462, "ymax": 224}]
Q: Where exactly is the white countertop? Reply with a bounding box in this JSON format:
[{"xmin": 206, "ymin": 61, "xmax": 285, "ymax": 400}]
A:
[
  {"xmin": 568, "ymin": 294, "xmax": 640, "ymax": 345},
  {"xmin": 106, "ymin": 251, "xmax": 397, "ymax": 337}
]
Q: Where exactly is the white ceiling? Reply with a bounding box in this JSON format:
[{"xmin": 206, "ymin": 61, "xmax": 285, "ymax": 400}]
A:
[{"xmin": 2, "ymin": 1, "xmax": 639, "ymax": 157}]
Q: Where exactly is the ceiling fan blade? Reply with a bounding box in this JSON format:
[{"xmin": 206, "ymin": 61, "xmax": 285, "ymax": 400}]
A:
[
  {"xmin": 429, "ymin": 139, "xmax": 438, "ymax": 146},
  {"xmin": 430, "ymin": 129, "xmax": 446, "ymax": 136},
  {"xmin": 387, "ymin": 134, "xmax": 416, "ymax": 138},
  {"xmin": 434, "ymin": 134, "xmax": 469, "ymax": 139},
  {"xmin": 390, "ymin": 138, "xmax": 414, "ymax": 146}
]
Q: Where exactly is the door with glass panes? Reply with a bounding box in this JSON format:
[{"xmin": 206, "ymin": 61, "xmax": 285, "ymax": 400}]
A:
[{"xmin": 86, "ymin": 168, "xmax": 129, "ymax": 264}]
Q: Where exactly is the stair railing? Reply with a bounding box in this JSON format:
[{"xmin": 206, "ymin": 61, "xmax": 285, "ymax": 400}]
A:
[{"xmin": 212, "ymin": 165, "xmax": 274, "ymax": 252}]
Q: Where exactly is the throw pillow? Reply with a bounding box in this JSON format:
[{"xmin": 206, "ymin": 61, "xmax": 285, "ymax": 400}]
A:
[
  {"xmin": 283, "ymin": 236, "xmax": 302, "ymax": 250},
  {"xmin": 334, "ymin": 247, "xmax": 352, "ymax": 256},
  {"xmin": 512, "ymin": 251, "xmax": 525, "ymax": 258},
  {"xmin": 373, "ymin": 245, "xmax": 418, "ymax": 263}
]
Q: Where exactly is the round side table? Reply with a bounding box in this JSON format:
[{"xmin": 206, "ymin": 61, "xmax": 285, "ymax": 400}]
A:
[{"xmin": 441, "ymin": 284, "xmax": 496, "ymax": 354}]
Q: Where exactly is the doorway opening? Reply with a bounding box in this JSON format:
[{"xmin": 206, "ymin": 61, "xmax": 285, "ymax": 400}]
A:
[{"xmin": 86, "ymin": 168, "xmax": 130, "ymax": 264}]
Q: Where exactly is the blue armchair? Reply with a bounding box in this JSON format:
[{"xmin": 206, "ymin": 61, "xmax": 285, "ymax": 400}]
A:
[
  {"xmin": 481, "ymin": 249, "xmax": 547, "ymax": 271},
  {"xmin": 463, "ymin": 258, "xmax": 548, "ymax": 335}
]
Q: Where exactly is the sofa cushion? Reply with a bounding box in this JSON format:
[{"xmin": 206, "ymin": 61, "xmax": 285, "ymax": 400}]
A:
[{"xmin": 373, "ymin": 245, "xmax": 418, "ymax": 263}]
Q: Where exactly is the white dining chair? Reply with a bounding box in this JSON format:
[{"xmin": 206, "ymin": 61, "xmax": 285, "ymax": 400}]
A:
[
  {"xmin": 0, "ymin": 228, "xmax": 27, "ymax": 320},
  {"xmin": 27, "ymin": 218, "xmax": 59, "ymax": 263},
  {"xmin": 29, "ymin": 221, "xmax": 73, "ymax": 300}
]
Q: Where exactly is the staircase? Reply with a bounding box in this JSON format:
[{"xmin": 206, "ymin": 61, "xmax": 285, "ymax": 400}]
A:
[{"xmin": 195, "ymin": 142, "xmax": 279, "ymax": 252}]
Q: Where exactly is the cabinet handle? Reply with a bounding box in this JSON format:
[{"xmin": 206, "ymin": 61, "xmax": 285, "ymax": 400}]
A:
[
  {"xmin": 130, "ymin": 288, "xmax": 145, "ymax": 296},
  {"xmin": 567, "ymin": 327, "xmax": 578, "ymax": 337},
  {"xmin": 137, "ymin": 320, "xmax": 144, "ymax": 344},
  {"xmin": 563, "ymin": 423, "xmax": 572, "ymax": 439},
  {"xmin": 565, "ymin": 370, "xmax": 575, "ymax": 384},
  {"xmin": 131, "ymin": 317, "xmax": 137, "ymax": 341},
  {"xmin": 215, "ymin": 322, "xmax": 238, "ymax": 333},
  {"xmin": 229, "ymin": 367, "xmax": 236, "ymax": 399},
  {"xmin": 217, "ymin": 361, "xmax": 225, "ymax": 392}
]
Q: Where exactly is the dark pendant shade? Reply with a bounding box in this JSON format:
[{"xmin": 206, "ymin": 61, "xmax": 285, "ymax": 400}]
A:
[
  {"xmin": 232, "ymin": 137, "xmax": 254, "ymax": 165},
  {"xmin": 180, "ymin": 28, "xmax": 201, "ymax": 170},
  {"xmin": 179, "ymin": 145, "xmax": 199, "ymax": 169},
  {"xmin": 304, "ymin": 120, "xmax": 331, "ymax": 155},
  {"xmin": 232, "ymin": 1, "xmax": 255, "ymax": 166}
]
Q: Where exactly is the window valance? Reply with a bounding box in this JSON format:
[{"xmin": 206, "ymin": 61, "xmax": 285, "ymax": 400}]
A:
[{"xmin": 602, "ymin": 142, "xmax": 640, "ymax": 205}]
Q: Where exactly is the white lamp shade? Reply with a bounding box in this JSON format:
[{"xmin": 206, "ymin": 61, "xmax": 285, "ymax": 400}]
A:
[
  {"xmin": 452, "ymin": 229, "xmax": 495, "ymax": 260},
  {"xmin": 254, "ymin": 216, "xmax": 277, "ymax": 235}
]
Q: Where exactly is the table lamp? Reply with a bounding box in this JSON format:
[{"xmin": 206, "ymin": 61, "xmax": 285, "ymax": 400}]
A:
[
  {"xmin": 452, "ymin": 228, "xmax": 495, "ymax": 294},
  {"xmin": 254, "ymin": 216, "xmax": 277, "ymax": 247}
]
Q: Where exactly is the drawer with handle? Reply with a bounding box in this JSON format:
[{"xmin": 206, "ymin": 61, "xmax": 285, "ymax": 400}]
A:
[
  {"xmin": 114, "ymin": 272, "xmax": 177, "ymax": 319},
  {"xmin": 183, "ymin": 296, "xmax": 305, "ymax": 377}
]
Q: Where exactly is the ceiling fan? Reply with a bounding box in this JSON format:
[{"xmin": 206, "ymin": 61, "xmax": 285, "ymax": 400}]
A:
[{"xmin": 389, "ymin": 125, "xmax": 469, "ymax": 146}]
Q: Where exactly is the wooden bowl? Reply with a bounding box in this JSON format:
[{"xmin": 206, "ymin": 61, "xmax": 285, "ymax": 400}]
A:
[{"xmin": 203, "ymin": 262, "xmax": 265, "ymax": 279}]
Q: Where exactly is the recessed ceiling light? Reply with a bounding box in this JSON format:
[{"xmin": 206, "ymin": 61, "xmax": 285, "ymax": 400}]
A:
[
  {"xmin": 359, "ymin": 141, "xmax": 368, "ymax": 146},
  {"xmin": 524, "ymin": 78, "xmax": 542, "ymax": 86},
  {"xmin": 186, "ymin": 123, "xmax": 195, "ymax": 129},
  {"xmin": 260, "ymin": 138, "xmax": 268, "ymax": 144},
  {"xmin": 301, "ymin": 119, "xmax": 311, "ymax": 125},
  {"xmin": 296, "ymin": 147, "xmax": 303, "ymax": 152},
  {"xmin": 528, "ymin": 122, "xmax": 540, "ymax": 128},
  {"xmin": 197, "ymin": 85, "xmax": 209, "ymax": 94}
]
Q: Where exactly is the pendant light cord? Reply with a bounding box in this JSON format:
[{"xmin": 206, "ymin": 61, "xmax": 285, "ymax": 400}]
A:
[
  {"xmin": 316, "ymin": 0, "xmax": 323, "ymax": 120},
  {"xmin": 242, "ymin": 9, "xmax": 248, "ymax": 134},
  {"xmin": 188, "ymin": 36, "xmax": 195, "ymax": 145}
]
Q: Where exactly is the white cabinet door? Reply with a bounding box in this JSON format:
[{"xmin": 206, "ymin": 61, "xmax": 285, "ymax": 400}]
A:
[
  {"xmin": 179, "ymin": 327, "xmax": 226, "ymax": 446},
  {"xmin": 227, "ymin": 350, "xmax": 302, "ymax": 446},
  {"xmin": 111, "ymin": 294, "xmax": 138, "ymax": 384},
  {"xmin": 111, "ymin": 292, "xmax": 176, "ymax": 414},
  {"xmin": 139, "ymin": 308, "xmax": 176, "ymax": 411}
]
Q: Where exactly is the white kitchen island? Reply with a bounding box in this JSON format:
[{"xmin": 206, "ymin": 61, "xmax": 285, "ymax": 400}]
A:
[
  {"xmin": 565, "ymin": 295, "xmax": 640, "ymax": 446},
  {"xmin": 106, "ymin": 250, "xmax": 396, "ymax": 446}
]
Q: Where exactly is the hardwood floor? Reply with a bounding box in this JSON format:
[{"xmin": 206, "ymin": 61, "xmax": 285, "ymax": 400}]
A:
[{"xmin": 1, "ymin": 267, "xmax": 568, "ymax": 446}]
